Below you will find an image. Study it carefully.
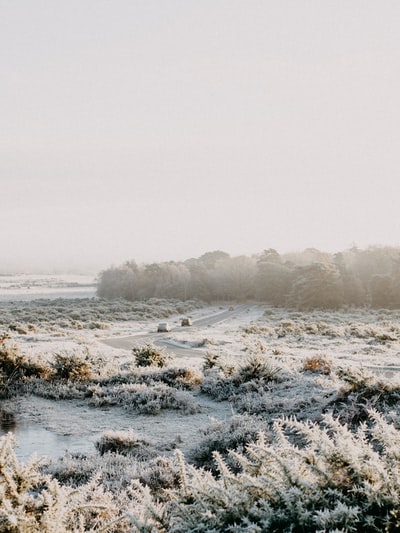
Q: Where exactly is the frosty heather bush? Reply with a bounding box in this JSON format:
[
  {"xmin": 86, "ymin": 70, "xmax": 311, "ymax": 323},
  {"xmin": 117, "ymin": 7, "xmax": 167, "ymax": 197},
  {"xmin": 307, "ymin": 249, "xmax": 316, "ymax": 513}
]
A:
[
  {"xmin": 46, "ymin": 450, "xmax": 180, "ymax": 499},
  {"xmin": 302, "ymin": 354, "xmax": 332, "ymax": 375},
  {"xmin": 140, "ymin": 367, "xmax": 203, "ymax": 389},
  {"xmin": 241, "ymin": 323, "xmax": 273, "ymax": 335},
  {"xmin": 327, "ymin": 373, "xmax": 400, "ymax": 428},
  {"xmin": 89, "ymin": 382, "xmax": 202, "ymax": 415},
  {"xmin": 335, "ymin": 365, "xmax": 375, "ymax": 392},
  {"xmin": 132, "ymin": 342, "xmax": 172, "ymax": 368},
  {"xmin": 95, "ymin": 430, "xmax": 156, "ymax": 460},
  {"xmin": 97, "ymin": 365, "xmax": 202, "ymax": 390},
  {"xmin": 235, "ymin": 353, "xmax": 281, "ymax": 384},
  {"xmin": 188, "ymin": 414, "xmax": 269, "ymax": 473},
  {"xmin": 202, "ymin": 350, "xmax": 221, "ymax": 370},
  {"xmin": 130, "ymin": 412, "xmax": 400, "ymax": 532},
  {"xmin": 0, "ymin": 334, "xmax": 51, "ymax": 398},
  {"xmin": 138, "ymin": 456, "xmax": 181, "ymax": 497},
  {"xmin": 201, "ymin": 354, "xmax": 282, "ymax": 401},
  {"xmin": 23, "ymin": 378, "xmax": 90, "ymax": 400},
  {"xmin": 51, "ymin": 349, "xmax": 95, "ymax": 381},
  {"xmin": 0, "ymin": 433, "xmax": 130, "ymax": 532}
]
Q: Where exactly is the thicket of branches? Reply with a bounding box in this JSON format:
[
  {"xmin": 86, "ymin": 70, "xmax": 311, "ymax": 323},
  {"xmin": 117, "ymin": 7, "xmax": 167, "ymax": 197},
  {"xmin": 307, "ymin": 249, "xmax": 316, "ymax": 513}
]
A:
[{"xmin": 97, "ymin": 246, "xmax": 400, "ymax": 309}]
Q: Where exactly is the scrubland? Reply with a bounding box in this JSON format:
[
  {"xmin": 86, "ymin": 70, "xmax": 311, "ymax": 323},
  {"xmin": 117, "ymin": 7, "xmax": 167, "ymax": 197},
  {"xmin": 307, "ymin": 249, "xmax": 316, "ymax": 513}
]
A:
[{"xmin": 1, "ymin": 297, "xmax": 400, "ymax": 531}]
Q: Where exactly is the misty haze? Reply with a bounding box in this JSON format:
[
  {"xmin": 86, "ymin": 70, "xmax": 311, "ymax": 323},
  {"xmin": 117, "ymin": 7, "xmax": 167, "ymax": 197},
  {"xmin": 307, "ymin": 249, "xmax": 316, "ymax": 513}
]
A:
[{"xmin": 2, "ymin": 2, "xmax": 400, "ymax": 532}]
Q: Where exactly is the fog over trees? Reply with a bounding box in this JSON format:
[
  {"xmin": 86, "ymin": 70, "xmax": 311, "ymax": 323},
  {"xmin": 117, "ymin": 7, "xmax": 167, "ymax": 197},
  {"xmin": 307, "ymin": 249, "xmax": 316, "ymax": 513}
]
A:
[{"xmin": 97, "ymin": 246, "xmax": 400, "ymax": 310}]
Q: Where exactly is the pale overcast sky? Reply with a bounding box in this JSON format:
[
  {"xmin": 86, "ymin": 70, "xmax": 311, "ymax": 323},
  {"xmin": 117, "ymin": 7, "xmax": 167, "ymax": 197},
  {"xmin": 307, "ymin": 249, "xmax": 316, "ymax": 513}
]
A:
[{"xmin": 1, "ymin": 1, "xmax": 400, "ymax": 272}]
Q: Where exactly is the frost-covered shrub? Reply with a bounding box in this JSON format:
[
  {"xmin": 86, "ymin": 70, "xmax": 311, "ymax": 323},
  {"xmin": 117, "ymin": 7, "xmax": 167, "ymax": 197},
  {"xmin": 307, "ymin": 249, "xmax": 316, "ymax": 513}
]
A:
[
  {"xmin": 97, "ymin": 365, "xmax": 202, "ymax": 390},
  {"xmin": 232, "ymin": 386, "xmax": 325, "ymax": 422},
  {"xmin": 95, "ymin": 430, "xmax": 156, "ymax": 460},
  {"xmin": 51, "ymin": 349, "xmax": 95, "ymax": 381},
  {"xmin": 46, "ymin": 450, "xmax": 180, "ymax": 499},
  {"xmin": 0, "ymin": 433, "xmax": 130, "ymax": 532},
  {"xmin": 44, "ymin": 451, "xmax": 139, "ymax": 491},
  {"xmin": 23, "ymin": 378, "xmax": 89, "ymax": 400},
  {"xmin": 201, "ymin": 354, "xmax": 281, "ymax": 401},
  {"xmin": 132, "ymin": 412, "xmax": 400, "ymax": 532},
  {"xmin": 327, "ymin": 372, "xmax": 400, "ymax": 428},
  {"xmin": 235, "ymin": 353, "xmax": 281, "ymax": 384},
  {"xmin": 132, "ymin": 342, "xmax": 172, "ymax": 368},
  {"xmin": 0, "ymin": 334, "xmax": 51, "ymax": 398},
  {"xmin": 188, "ymin": 414, "xmax": 269, "ymax": 472},
  {"xmin": 344, "ymin": 321, "xmax": 399, "ymax": 342},
  {"xmin": 139, "ymin": 367, "xmax": 203, "ymax": 389},
  {"xmin": 275, "ymin": 320, "xmax": 303, "ymax": 337},
  {"xmin": 200, "ymin": 369, "xmax": 238, "ymax": 401},
  {"xmin": 241, "ymin": 323, "xmax": 273, "ymax": 335},
  {"xmin": 90, "ymin": 382, "xmax": 202, "ymax": 415},
  {"xmin": 43, "ymin": 452, "xmax": 96, "ymax": 487},
  {"xmin": 335, "ymin": 365, "xmax": 375, "ymax": 392},
  {"xmin": 8, "ymin": 323, "xmax": 31, "ymax": 334},
  {"xmin": 302, "ymin": 354, "xmax": 332, "ymax": 375},
  {"xmin": 202, "ymin": 350, "xmax": 221, "ymax": 370},
  {"xmin": 138, "ymin": 456, "xmax": 181, "ymax": 498}
]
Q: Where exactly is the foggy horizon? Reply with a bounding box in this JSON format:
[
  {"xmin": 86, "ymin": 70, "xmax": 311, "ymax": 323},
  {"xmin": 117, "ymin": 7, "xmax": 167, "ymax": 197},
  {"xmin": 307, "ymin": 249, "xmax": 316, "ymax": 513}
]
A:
[
  {"xmin": 1, "ymin": 241, "xmax": 398, "ymax": 277},
  {"xmin": 2, "ymin": 2, "xmax": 400, "ymax": 275}
]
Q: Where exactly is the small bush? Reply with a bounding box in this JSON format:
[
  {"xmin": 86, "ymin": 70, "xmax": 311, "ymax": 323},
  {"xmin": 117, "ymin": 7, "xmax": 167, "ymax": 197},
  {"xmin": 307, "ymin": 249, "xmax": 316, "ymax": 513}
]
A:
[
  {"xmin": 235, "ymin": 353, "xmax": 281, "ymax": 384},
  {"xmin": 0, "ymin": 333, "xmax": 51, "ymax": 396},
  {"xmin": 51, "ymin": 349, "xmax": 94, "ymax": 381},
  {"xmin": 327, "ymin": 374, "xmax": 400, "ymax": 428},
  {"xmin": 95, "ymin": 430, "xmax": 156, "ymax": 459},
  {"xmin": 336, "ymin": 366, "xmax": 375, "ymax": 392},
  {"xmin": 46, "ymin": 449, "xmax": 180, "ymax": 498},
  {"xmin": 201, "ymin": 354, "xmax": 281, "ymax": 401},
  {"xmin": 303, "ymin": 354, "xmax": 332, "ymax": 375},
  {"xmin": 90, "ymin": 382, "xmax": 202, "ymax": 415},
  {"xmin": 139, "ymin": 456, "xmax": 181, "ymax": 498},
  {"xmin": 0, "ymin": 433, "xmax": 130, "ymax": 532},
  {"xmin": 188, "ymin": 414, "xmax": 268, "ymax": 472},
  {"xmin": 202, "ymin": 351, "xmax": 221, "ymax": 370},
  {"xmin": 132, "ymin": 342, "xmax": 172, "ymax": 368},
  {"xmin": 141, "ymin": 367, "xmax": 203, "ymax": 389}
]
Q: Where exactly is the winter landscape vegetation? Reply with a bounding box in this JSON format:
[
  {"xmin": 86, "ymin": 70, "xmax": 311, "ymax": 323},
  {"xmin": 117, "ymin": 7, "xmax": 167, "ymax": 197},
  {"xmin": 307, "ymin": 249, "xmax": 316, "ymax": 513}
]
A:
[{"xmin": 2, "ymin": 245, "xmax": 400, "ymax": 531}]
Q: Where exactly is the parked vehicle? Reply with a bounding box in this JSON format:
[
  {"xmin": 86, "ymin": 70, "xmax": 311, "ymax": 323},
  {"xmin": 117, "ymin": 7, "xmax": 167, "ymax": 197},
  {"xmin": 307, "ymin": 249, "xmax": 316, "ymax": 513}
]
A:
[
  {"xmin": 181, "ymin": 317, "xmax": 192, "ymax": 326},
  {"xmin": 157, "ymin": 322, "xmax": 171, "ymax": 332}
]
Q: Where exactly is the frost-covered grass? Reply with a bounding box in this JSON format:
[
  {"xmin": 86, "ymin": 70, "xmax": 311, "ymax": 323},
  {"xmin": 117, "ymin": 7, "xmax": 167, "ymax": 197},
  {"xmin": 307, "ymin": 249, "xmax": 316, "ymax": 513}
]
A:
[
  {"xmin": 238, "ymin": 307, "xmax": 400, "ymax": 371},
  {"xmin": 245, "ymin": 306, "xmax": 400, "ymax": 338},
  {"xmin": 0, "ymin": 297, "xmax": 204, "ymax": 332}
]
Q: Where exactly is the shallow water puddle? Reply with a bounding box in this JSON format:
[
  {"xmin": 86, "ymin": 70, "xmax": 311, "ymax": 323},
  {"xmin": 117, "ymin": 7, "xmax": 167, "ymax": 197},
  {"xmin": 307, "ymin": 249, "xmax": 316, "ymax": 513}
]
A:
[{"xmin": 0, "ymin": 419, "xmax": 98, "ymax": 461}]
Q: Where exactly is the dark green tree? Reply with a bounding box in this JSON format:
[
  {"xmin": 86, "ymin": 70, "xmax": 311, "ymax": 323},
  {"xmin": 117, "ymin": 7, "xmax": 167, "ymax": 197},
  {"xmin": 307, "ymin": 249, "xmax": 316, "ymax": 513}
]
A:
[{"xmin": 288, "ymin": 262, "xmax": 344, "ymax": 310}]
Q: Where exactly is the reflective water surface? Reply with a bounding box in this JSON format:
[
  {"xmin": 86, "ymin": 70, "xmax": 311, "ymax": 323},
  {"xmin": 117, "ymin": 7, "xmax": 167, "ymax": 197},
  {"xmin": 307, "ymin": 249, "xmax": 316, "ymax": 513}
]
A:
[
  {"xmin": 0, "ymin": 276, "xmax": 99, "ymax": 461},
  {"xmin": 0, "ymin": 418, "xmax": 97, "ymax": 461}
]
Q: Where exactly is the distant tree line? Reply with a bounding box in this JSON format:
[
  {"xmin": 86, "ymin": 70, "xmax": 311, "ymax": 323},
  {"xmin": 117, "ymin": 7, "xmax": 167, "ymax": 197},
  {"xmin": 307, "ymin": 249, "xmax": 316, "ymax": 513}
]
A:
[{"xmin": 96, "ymin": 246, "xmax": 400, "ymax": 310}]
